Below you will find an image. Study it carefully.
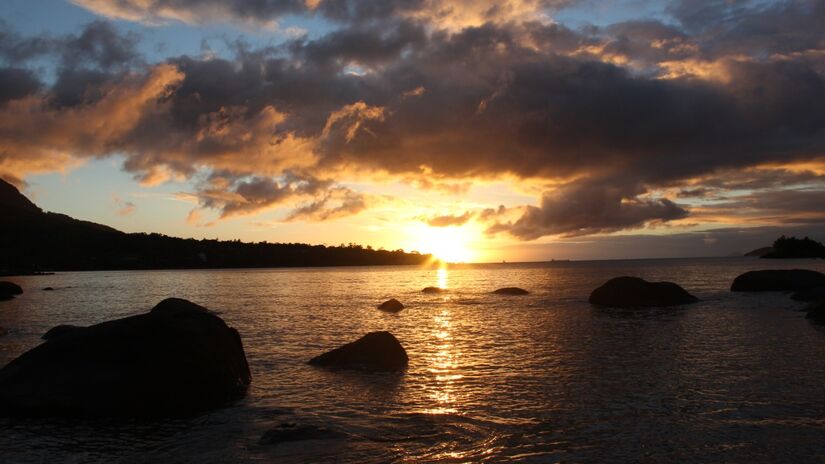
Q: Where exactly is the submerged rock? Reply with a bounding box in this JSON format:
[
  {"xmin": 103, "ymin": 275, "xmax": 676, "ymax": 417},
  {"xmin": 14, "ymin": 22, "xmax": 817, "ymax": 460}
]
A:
[
  {"xmin": 422, "ymin": 287, "xmax": 446, "ymax": 294},
  {"xmin": 41, "ymin": 324, "xmax": 85, "ymax": 341},
  {"xmin": 0, "ymin": 298, "xmax": 250, "ymax": 417},
  {"xmin": 42, "ymin": 287, "xmax": 54, "ymax": 291},
  {"xmin": 730, "ymin": 269, "xmax": 825, "ymax": 292},
  {"xmin": 0, "ymin": 282, "xmax": 22, "ymax": 295},
  {"xmin": 589, "ymin": 276, "xmax": 699, "ymax": 308},
  {"xmin": 492, "ymin": 287, "xmax": 529, "ymax": 295},
  {"xmin": 308, "ymin": 331, "xmax": 408, "ymax": 371},
  {"xmin": 791, "ymin": 286, "xmax": 825, "ymax": 302},
  {"xmin": 260, "ymin": 422, "xmax": 346, "ymax": 445},
  {"xmin": 378, "ymin": 298, "xmax": 404, "ymax": 312}
]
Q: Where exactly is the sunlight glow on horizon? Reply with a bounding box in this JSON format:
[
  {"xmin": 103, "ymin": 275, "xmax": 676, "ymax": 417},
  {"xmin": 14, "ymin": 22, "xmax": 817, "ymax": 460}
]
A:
[{"xmin": 406, "ymin": 223, "xmax": 479, "ymax": 264}]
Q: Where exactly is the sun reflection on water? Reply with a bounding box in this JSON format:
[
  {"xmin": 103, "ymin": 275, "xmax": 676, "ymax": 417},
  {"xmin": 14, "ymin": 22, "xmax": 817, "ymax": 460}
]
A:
[
  {"xmin": 437, "ymin": 267, "xmax": 448, "ymax": 289},
  {"xmin": 423, "ymin": 266, "xmax": 463, "ymax": 414}
]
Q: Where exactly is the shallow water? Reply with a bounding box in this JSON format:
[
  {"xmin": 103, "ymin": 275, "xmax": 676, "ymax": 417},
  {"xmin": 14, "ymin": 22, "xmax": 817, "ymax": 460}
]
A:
[{"xmin": 1, "ymin": 257, "xmax": 825, "ymax": 463}]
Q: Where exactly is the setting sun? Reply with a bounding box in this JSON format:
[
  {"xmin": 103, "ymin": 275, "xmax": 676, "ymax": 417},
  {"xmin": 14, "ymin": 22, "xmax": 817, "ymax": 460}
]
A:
[{"xmin": 407, "ymin": 223, "xmax": 477, "ymax": 263}]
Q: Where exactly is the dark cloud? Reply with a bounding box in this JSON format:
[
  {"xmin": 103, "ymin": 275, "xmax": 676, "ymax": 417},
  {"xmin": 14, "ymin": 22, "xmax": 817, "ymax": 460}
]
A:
[
  {"xmin": 0, "ymin": 67, "xmax": 40, "ymax": 104},
  {"xmin": 487, "ymin": 182, "xmax": 689, "ymax": 239},
  {"xmin": 0, "ymin": 20, "xmax": 139, "ymax": 70}
]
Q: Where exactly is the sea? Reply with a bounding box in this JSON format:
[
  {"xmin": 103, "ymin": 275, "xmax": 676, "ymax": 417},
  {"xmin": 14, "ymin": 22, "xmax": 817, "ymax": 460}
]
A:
[{"xmin": 1, "ymin": 257, "xmax": 824, "ymax": 463}]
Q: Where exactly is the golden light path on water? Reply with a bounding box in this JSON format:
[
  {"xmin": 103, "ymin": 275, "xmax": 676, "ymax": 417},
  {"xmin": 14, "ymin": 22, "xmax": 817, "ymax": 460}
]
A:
[{"xmin": 423, "ymin": 266, "xmax": 462, "ymax": 415}]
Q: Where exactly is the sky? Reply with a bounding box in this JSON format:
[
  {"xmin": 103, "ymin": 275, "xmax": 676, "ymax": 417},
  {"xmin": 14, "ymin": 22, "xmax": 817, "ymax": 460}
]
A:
[{"xmin": 1, "ymin": 0, "xmax": 825, "ymax": 262}]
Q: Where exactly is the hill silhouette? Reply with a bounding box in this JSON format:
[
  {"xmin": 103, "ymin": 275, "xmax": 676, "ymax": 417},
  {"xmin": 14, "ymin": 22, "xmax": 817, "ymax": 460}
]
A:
[
  {"xmin": 762, "ymin": 235, "xmax": 825, "ymax": 259},
  {"xmin": 0, "ymin": 179, "xmax": 432, "ymax": 274}
]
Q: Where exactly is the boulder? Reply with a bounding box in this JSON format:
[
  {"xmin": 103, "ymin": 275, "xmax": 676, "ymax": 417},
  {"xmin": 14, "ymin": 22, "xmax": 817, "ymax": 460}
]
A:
[
  {"xmin": 589, "ymin": 276, "xmax": 699, "ymax": 308},
  {"xmin": 492, "ymin": 287, "xmax": 529, "ymax": 295},
  {"xmin": 0, "ymin": 298, "xmax": 250, "ymax": 417},
  {"xmin": 0, "ymin": 282, "xmax": 22, "ymax": 295},
  {"xmin": 0, "ymin": 281, "xmax": 22, "ymax": 300},
  {"xmin": 41, "ymin": 324, "xmax": 85, "ymax": 341},
  {"xmin": 260, "ymin": 422, "xmax": 346, "ymax": 445},
  {"xmin": 730, "ymin": 269, "xmax": 825, "ymax": 292},
  {"xmin": 308, "ymin": 331, "xmax": 408, "ymax": 371},
  {"xmin": 422, "ymin": 287, "xmax": 446, "ymax": 294},
  {"xmin": 377, "ymin": 298, "xmax": 404, "ymax": 312},
  {"xmin": 806, "ymin": 300, "xmax": 825, "ymax": 325},
  {"xmin": 791, "ymin": 286, "xmax": 825, "ymax": 302}
]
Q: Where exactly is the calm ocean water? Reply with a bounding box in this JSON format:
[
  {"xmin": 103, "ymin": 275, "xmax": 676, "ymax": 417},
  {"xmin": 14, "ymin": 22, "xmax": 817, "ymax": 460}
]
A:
[{"xmin": 1, "ymin": 257, "xmax": 825, "ymax": 463}]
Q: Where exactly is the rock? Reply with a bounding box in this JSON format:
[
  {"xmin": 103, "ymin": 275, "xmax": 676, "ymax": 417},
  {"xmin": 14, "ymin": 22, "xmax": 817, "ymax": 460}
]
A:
[
  {"xmin": 422, "ymin": 287, "xmax": 446, "ymax": 294},
  {"xmin": 260, "ymin": 422, "xmax": 346, "ymax": 445},
  {"xmin": 0, "ymin": 282, "xmax": 22, "ymax": 295},
  {"xmin": 0, "ymin": 298, "xmax": 250, "ymax": 417},
  {"xmin": 0, "ymin": 327, "xmax": 7, "ymax": 337},
  {"xmin": 308, "ymin": 331, "xmax": 408, "ymax": 371},
  {"xmin": 42, "ymin": 287, "xmax": 54, "ymax": 291},
  {"xmin": 378, "ymin": 298, "xmax": 404, "ymax": 312},
  {"xmin": 791, "ymin": 286, "xmax": 825, "ymax": 302},
  {"xmin": 492, "ymin": 287, "xmax": 529, "ymax": 295},
  {"xmin": 806, "ymin": 300, "xmax": 825, "ymax": 325},
  {"xmin": 41, "ymin": 324, "xmax": 85, "ymax": 341},
  {"xmin": 730, "ymin": 269, "xmax": 825, "ymax": 292},
  {"xmin": 589, "ymin": 276, "xmax": 699, "ymax": 308},
  {"xmin": 0, "ymin": 293, "xmax": 12, "ymax": 301}
]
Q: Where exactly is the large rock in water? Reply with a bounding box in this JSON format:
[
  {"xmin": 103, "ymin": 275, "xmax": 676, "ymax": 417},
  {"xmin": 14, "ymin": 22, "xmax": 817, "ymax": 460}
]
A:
[
  {"xmin": 0, "ymin": 281, "xmax": 23, "ymax": 300},
  {"xmin": 0, "ymin": 298, "xmax": 250, "ymax": 417},
  {"xmin": 589, "ymin": 276, "xmax": 699, "ymax": 308},
  {"xmin": 0, "ymin": 281, "xmax": 23, "ymax": 295},
  {"xmin": 492, "ymin": 287, "xmax": 529, "ymax": 295},
  {"xmin": 378, "ymin": 298, "xmax": 404, "ymax": 312},
  {"xmin": 422, "ymin": 286, "xmax": 447, "ymax": 294},
  {"xmin": 308, "ymin": 331, "xmax": 408, "ymax": 371},
  {"xmin": 730, "ymin": 269, "xmax": 825, "ymax": 292}
]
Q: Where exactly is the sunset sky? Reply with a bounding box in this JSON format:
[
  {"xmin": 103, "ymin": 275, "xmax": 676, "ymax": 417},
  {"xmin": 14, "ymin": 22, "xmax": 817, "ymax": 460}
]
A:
[{"xmin": 2, "ymin": 0, "xmax": 824, "ymax": 262}]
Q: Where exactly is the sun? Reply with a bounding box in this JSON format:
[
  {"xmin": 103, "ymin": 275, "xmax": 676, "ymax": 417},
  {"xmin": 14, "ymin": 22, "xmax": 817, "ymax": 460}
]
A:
[{"xmin": 407, "ymin": 223, "xmax": 477, "ymax": 263}]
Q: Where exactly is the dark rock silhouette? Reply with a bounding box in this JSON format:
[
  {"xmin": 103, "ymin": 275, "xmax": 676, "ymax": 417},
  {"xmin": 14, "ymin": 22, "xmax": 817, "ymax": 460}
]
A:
[
  {"xmin": 422, "ymin": 286, "xmax": 446, "ymax": 294},
  {"xmin": 730, "ymin": 269, "xmax": 825, "ymax": 292},
  {"xmin": 0, "ymin": 298, "xmax": 250, "ymax": 417},
  {"xmin": 42, "ymin": 287, "xmax": 54, "ymax": 291},
  {"xmin": 0, "ymin": 179, "xmax": 431, "ymax": 273},
  {"xmin": 378, "ymin": 298, "xmax": 404, "ymax": 312},
  {"xmin": 492, "ymin": 287, "xmax": 529, "ymax": 295},
  {"xmin": 744, "ymin": 246, "xmax": 775, "ymax": 257},
  {"xmin": 308, "ymin": 331, "xmax": 408, "ymax": 371},
  {"xmin": 0, "ymin": 281, "xmax": 22, "ymax": 300},
  {"xmin": 761, "ymin": 236, "xmax": 825, "ymax": 259},
  {"xmin": 41, "ymin": 324, "xmax": 85, "ymax": 341},
  {"xmin": 589, "ymin": 276, "xmax": 699, "ymax": 308},
  {"xmin": 259, "ymin": 422, "xmax": 346, "ymax": 445},
  {"xmin": 806, "ymin": 300, "xmax": 825, "ymax": 325},
  {"xmin": 0, "ymin": 327, "xmax": 7, "ymax": 337},
  {"xmin": 791, "ymin": 286, "xmax": 825, "ymax": 302}
]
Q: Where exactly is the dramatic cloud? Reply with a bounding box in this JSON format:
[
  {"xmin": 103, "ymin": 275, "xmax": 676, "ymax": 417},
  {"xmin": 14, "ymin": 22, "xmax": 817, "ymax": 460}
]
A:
[
  {"xmin": 3, "ymin": 1, "xmax": 825, "ymax": 238},
  {"xmin": 487, "ymin": 183, "xmax": 689, "ymax": 239}
]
